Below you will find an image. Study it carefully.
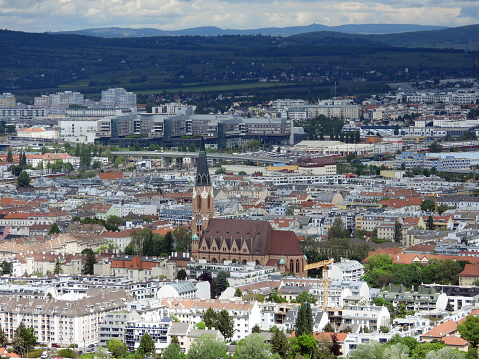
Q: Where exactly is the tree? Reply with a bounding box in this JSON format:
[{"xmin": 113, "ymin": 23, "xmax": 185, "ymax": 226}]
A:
[
  {"xmin": 164, "ymin": 231, "xmax": 175, "ymax": 255},
  {"xmin": 0, "ymin": 324, "xmax": 7, "ymax": 347},
  {"xmin": 216, "ymin": 309, "xmax": 235, "ymax": 341},
  {"xmin": 186, "ymin": 333, "xmax": 228, "ymax": 359},
  {"xmin": 82, "ymin": 248, "xmax": 96, "ymax": 275},
  {"xmin": 12, "ymin": 322, "xmax": 36, "ymax": 356},
  {"xmin": 421, "ymin": 200, "xmax": 436, "ymax": 212},
  {"xmin": 426, "ymin": 215, "xmax": 435, "ymax": 230},
  {"xmin": 216, "ymin": 270, "xmax": 229, "ymax": 295},
  {"xmin": 107, "ymin": 338, "xmax": 127, "ymax": 358},
  {"xmin": 430, "ymin": 141, "xmax": 443, "ymax": 153},
  {"xmin": 177, "ymin": 269, "xmax": 187, "ymax": 280},
  {"xmin": 234, "ymin": 288, "xmax": 242, "ymax": 297},
  {"xmin": 196, "ymin": 321, "xmax": 206, "ymax": 330},
  {"xmin": 203, "ymin": 307, "xmax": 217, "ymax": 329},
  {"xmin": 425, "ymin": 347, "xmax": 465, "ymax": 359},
  {"xmin": 458, "ymin": 314, "xmax": 479, "ymax": 348},
  {"xmin": 106, "ymin": 215, "xmax": 122, "ymax": 227},
  {"xmin": 323, "ymin": 322, "xmax": 335, "ymax": 333},
  {"xmin": 270, "ymin": 328, "xmax": 290, "ymax": 358},
  {"xmin": 394, "ymin": 219, "xmax": 403, "ymax": 243},
  {"xmin": 58, "ymin": 349, "xmax": 76, "ymax": 358},
  {"xmin": 0, "ymin": 260, "xmax": 12, "ymax": 275},
  {"xmin": 162, "ymin": 342, "xmax": 182, "ymax": 359},
  {"xmin": 233, "ymin": 333, "xmax": 274, "ymax": 359},
  {"xmin": 173, "ymin": 227, "xmax": 191, "ymax": 252},
  {"xmin": 252, "ymin": 324, "xmax": 261, "ymax": 334},
  {"xmin": 327, "ymin": 218, "xmax": 349, "ymax": 240},
  {"xmin": 347, "ymin": 340, "xmax": 384, "ymax": 359},
  {"xmin": 215, "ymin": 167, "xmax": 227, "ymax": 175},
  {"xmin": 383, "ymin": 343, "xmax": 409, "ymax": 359},
  {"xmin": 210, "ymin": 278, "xmax": 218, "ymax": 299},
  {"xmin": 296, "ymin": 291, "xmax": 317, "ymax": 305},
  {"xmin": 49, "ymin": 222, "xmax": 61, "ymax": 235},
  {"xmin": 331, "ymin": 333, "xmax": 342, "ymax": 357},
  {"xmin": 295, "ymin": 303, "xmax": 313, "ymax": 337},
  {"xmin": 137, "ymin": 332, "xmax": 156, "ymax": 357},
  {"xmin": 17, "ymin": 170, "xmax": 31, "ymax": 187},
  {"xmin": 53, "ymin": 259, "xmax": 63, "ymax": 275},
  {"xmin": 6, "ymin": 150, "xmax": 13, "ymax": 163}
]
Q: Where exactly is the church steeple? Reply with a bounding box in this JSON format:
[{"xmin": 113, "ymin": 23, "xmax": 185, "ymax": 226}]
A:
[
  {"xmin": 191, "ymin": 137, "xmax": 214, "ymax": 251},
  {"xmin": 195, "ymin": 137, "xmax": 210, "ymax": 186}
]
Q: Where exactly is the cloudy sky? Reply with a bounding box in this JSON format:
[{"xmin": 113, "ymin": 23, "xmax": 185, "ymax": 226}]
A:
[{"xmin": 1, "ymin": 0, "xmax": 478, "ymax": 33}]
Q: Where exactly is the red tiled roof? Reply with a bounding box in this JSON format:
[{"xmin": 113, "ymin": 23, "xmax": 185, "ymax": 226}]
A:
[{"xmin": 98, "ymin": 172, "xmax": 124, "ymax": 180}]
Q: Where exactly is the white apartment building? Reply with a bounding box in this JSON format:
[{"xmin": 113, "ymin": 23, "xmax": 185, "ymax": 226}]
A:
[
  {"xmin": 342, "ymin": 305, "xmax": 391, "ymax": 332},
  {"xmin": 0, "ymin": 290, "xmax": 129, "ymax": 347},
  {"xmin": 58, "ymin": 120, "xmax": 99, "ymax": 143},
  {"xmin": 101, "ymin": 88, "xmax": 136, "ymax": 107},
  {"xmin": 328, "ymin": 258, "xmax": 365, "ymax": 282},
  {"xmin": 161, "ymin": 299, "xmax": 261, "ymax": 341},
  {"xmin": 114, "ymin": 204, "xmax": 158, "ymax": 217}
]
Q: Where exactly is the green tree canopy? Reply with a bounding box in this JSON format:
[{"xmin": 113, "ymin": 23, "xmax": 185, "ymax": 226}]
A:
[
  {"xmin": 137, "ymin": 332, "xmax": 156, "ymax": 357},
  {"xmin": 233, "ymin": 333, "xmax": 275, "ymax": 359},
  {"xmin": 17, "ymin": 170, "xmax": 31, "ymax": 187},
  {"xmin": 106, "ymin": 338, "xmax": 127, "ymax": 358},
  {"xmin": 187, "ymin": 333, "xmax": 228, "ymax": 359},
  {"xmin": 458, "ymin": 315, "xmax": 479, "ymax": 348},
  {"xmin": 295, "ymin": 303, "xmax": 313, "ymax": 337}
]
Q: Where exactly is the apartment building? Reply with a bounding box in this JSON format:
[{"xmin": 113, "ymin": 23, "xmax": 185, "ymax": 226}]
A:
[{"xmin": 0, "ymin": 290, "xmax": 130, "ymax": 347}]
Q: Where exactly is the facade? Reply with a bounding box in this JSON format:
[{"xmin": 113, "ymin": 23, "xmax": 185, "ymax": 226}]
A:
[
  {"xmin": 341, "ymin": 305, "xmax": 391, "ymax": 332},
  {"xmin": 58, "ymin": 120, "xmax": 99, "ymax": 144},
  {"xmin": 98, "ymin": 310, "xmax": 141, "ymax": 347},
  {"xmin": 101, "ymin": 88, "xmax": 137, "ymax": 107},
  {"xmin": 192, "ymin": 218, "xmax": 306, "ymax": 276},
  {"xmin": 0, "ymin": 290, "xmax": 129, "ymax": 347},
  {"xmin": 328, "ymin": 258, "xmax": 365, "ymax": 282}
]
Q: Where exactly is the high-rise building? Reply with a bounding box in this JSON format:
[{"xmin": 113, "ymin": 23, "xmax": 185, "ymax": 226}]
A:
[{"xmin": 101, "ymin": 88, "xmax": 136, "ymax": 107}]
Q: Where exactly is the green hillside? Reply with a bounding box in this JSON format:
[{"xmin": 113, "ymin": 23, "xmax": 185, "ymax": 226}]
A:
[{"xmin": 0, "ymin": 28, "xmax": 478, "ymax": 98}]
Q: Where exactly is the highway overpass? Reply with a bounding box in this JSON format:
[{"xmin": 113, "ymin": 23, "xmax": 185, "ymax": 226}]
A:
[{"xmin": 111, "ymin": 151, "xmax": 293, "ymax": 165}]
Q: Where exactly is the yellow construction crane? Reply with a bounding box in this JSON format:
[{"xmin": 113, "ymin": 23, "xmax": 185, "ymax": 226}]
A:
[{"xmin": 304, "ymin": 259, "xmax": 334, "ymax": 308}]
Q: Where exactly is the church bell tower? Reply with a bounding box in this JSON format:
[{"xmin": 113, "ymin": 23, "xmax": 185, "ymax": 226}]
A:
[{"xmin": 192, "ymin": 138, "xmax": 214, "ymax": 244}]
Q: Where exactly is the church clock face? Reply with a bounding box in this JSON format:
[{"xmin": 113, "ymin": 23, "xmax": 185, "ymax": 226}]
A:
[{"xmin": 196, "ymin": 217, "xmax": 202, "ymax": 225}]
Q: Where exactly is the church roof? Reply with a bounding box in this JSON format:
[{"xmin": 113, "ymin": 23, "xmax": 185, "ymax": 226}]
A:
[{"xmin": 200, "ymin": 218, "xmax": 303, "ymax": 256}]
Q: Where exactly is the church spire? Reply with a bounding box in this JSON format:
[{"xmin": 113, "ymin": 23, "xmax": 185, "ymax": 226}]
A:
[{"xmin": 195, "ymin": 137, "xmax": 210, "ymax": 186}]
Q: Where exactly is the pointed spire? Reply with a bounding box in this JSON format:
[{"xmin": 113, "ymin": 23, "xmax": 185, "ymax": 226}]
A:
[{"xmin": 195, "ymin": 136, "xmax": 210, "ymax": 186}]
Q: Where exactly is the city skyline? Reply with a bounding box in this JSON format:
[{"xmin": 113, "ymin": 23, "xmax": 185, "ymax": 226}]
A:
[{"xmin": 1, "ymin": 0, "xmax": 478, "ymax": 33}]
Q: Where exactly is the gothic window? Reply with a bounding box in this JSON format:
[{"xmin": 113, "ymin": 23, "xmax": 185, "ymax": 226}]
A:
[
  {"xmin": 207, "ymin": 196, "xmax": 211, "ymax": 210},
  {"xmin": 290, "ymin": 259, "xmax": 294, "ymax": 272},
  {"xmin": 296, "ymin": 259, "xmax": 300, "ymax": 273},
  {"xmin": 197, "ymin": 196, "xmax": 202, "ymax": 210}
]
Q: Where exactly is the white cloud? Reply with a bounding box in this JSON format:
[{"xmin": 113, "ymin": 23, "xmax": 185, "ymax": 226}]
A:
[{"xmin": 0, "ymin": 0, "xmax": 478, "ymax": 32}]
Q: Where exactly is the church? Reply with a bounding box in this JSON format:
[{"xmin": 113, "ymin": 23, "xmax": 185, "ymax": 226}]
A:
[{"xmin": 190, "ymin": 140, "xmax": 306, "ymax": 276}]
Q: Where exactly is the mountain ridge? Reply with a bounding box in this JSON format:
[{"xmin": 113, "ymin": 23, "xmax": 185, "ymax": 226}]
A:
[{"xmin": 53, "ymin": 23, "xmax": 446, "ymax": 38}]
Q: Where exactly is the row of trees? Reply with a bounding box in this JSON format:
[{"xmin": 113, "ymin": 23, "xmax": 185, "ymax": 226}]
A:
[
  {"xmin": 364, "ymin": 254, "xmax": 468, "ymax": 288},
  {"xmin": 125, "ymin": 227, "xmax": 191, "ymax": 256}
]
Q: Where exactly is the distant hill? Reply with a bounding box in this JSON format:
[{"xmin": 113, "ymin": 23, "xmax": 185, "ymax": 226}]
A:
[
  {"xmin": 55, "ymin": 24, "xmax": 446, "ymax": 38},
  {"xmin": 294, "ymin": 24, "xmax": 479, "ymax": 50},
  {"xmin": 1, "ymin": 27, "xmax": 477, "ymax": 96}
]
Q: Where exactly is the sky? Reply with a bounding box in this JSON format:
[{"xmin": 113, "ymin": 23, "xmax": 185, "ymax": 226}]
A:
[{"xmin": 1, "ymin": 0, "xmax": 478, "ymax": 33}]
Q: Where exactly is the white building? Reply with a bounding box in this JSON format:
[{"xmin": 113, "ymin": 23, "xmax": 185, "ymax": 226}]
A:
[
  {"xmin": 328, "ymin": 258, "xmax": 365, "ymax": 282},
  {"xmin": 342, "ymin": 305, "xmax": 391, "ymax": 332},
  {"xmin": 58, "ymin": 120, "xmax": 99, "ymax": 143},
  {"xmin": 114, "ymin": 204, "xmax": 158, "ymax": 217},
  {"xmin": 161, "ymin": 299, "xmax": 261, "ymax": 341},
  {"xmin": 0, "ymin": 289, "xmax": 129, "ymax": 347},
  {"xmin": 101, "ymin": 88, "xmax": 136, "ymax": 107}
]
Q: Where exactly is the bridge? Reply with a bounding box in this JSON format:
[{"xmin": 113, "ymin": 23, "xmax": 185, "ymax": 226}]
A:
[{"xmin": 111, "ymin": 151, "xmax": 293, "ymax": 165}]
